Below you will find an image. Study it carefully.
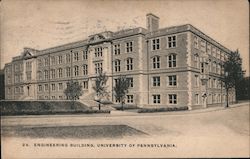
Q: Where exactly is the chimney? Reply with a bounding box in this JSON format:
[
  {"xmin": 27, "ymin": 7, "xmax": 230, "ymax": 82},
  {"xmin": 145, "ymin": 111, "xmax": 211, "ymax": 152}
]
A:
[{"xmin": 146, "ymin": 13, "xmax": 159, "ymax": 32}]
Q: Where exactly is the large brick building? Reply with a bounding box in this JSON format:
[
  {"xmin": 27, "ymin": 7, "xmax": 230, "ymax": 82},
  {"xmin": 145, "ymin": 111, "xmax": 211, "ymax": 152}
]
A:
[{"xmin": 4, "ymin": 13, "xmax": 235, "ymax": 109}]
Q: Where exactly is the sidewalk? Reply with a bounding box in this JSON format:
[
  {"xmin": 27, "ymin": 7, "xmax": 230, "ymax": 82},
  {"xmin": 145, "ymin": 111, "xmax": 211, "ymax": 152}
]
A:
[{"xmin": 110, "ymin": 101, "xmax": 249, "ymax": 116}]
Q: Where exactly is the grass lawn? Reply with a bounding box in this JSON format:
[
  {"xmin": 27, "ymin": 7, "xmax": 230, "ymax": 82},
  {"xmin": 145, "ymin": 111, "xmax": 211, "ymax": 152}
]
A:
[{"xmin": 2, "ymin": 125, "xmax": 147, "ymax": 139}]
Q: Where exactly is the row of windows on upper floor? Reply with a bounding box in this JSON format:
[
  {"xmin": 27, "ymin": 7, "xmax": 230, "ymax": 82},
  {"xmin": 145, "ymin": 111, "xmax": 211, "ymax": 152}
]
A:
[
  {"xmin": 6, "ymin": 61, "xmax": 33, "ymax": 74},
  {"xmin": 114, "ymin": 54, "xmax": 176, "ymax": 72},
  {"xmin": 194, "ymin": 54, "xmax": 224, "ymax": 74},
  {"xmin": 193, "ymin": 35, "xmax": 229, "ymax": 61},
  {"xmin": 37, "ymin": 55, "xmax": 176, "ymax": 80},
  {"xmin": 194, "ymin": 74, "xmax": 224, "ymax": 89},
  {"xmin": 35, "ymin": 36, "xmax": 176, "ymax": 68},
  {"xmin": 37, "ymin": 81, "xmax": 88, "ymax": 93},
  {"xmin": 7, "ymin": 72, "xmax": 32, "ymax": 84}
]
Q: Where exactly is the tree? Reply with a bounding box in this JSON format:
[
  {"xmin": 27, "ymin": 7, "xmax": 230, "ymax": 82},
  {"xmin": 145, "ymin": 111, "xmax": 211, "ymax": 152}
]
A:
[
  {"xmin": 114, "ymin": 75, "xmax": 130, "ymax": 111},
  {"xmin": 64, "ymin": 80, "xmax": 83, "ymax": 108},
  {"xmin": 92, "ymin": 71, "xmax": 109, "ymax": 110},
  {"xmin": 222, "ymin": 50, "xmax": 244, "ymax": 107}
]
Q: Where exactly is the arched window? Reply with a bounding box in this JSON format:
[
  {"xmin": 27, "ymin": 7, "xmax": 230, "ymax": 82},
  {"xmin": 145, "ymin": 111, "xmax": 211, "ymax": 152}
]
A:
[
  {"xmin": 152, "ymin": 56, "xmax": 160, "ymax": 69},
  {"xmin": 168, "ymin": 54, "xmax": 176, "ymax": 68}
]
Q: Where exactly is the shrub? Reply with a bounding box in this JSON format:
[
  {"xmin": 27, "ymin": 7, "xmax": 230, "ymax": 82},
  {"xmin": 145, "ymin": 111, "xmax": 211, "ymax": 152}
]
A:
[
  {"xmin": 137, "ymin": 106, "xmax": 188, "ymax": 113},
  {"xmin": 0, "ymin": 101, "xmax": 110, "ymax": 116}
]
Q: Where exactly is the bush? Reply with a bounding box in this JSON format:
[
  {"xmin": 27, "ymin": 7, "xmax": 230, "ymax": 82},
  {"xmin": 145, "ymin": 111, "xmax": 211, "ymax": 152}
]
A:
[
  {"xmin": 112, "ymin": 104, "xmax": 139, "ymax": 110},
  {"xmin": 0, "ymin": 101, "xmax": 110, "ymax": 116},
  {"xmin": 137, "ymin": 106, "xmax": 188, "ymax": 113}
]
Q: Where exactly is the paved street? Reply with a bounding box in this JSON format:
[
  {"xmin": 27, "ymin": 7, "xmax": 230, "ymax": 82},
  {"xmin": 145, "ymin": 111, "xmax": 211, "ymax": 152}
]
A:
[{"xmin": 1, "ymin": 102, "xmax": 249, "ymax": 158}]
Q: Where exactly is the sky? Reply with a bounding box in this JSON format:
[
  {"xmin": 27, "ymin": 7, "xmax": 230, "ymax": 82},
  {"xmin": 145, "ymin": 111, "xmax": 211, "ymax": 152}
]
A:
[{"xmin": 0, "ymin": 0, "xmax": 249, "ymax": 76}]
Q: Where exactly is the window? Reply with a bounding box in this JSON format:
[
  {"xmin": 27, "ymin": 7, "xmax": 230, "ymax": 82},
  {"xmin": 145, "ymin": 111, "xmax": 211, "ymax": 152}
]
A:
[
  {"xmin": 217, "ymin": 63, "xmax": 221, "ymax": 74},
  {"xmin": 83, "ymin": 81, "xmax": 88, "ymax": 89},
  {"xmin": 168, "ymin": 36, "xmax": 176, "ymax": 48},
  {"xmin": 83, "ymin": 51, "xmax": 88, "ymax": 60},
  {"xmin": 38, "ymin": 59, "xmax": 43, "ymax": 67},
  {"xmin": 195, "ymin": 75, "xmax": 199, "ymax": 87},
  {"xmin": 127, "ymin": 78, "xmax": 133, "ymax": 88},
  {"xmin": 201, "ymin": 40, "xmax": 206, "ymax": 52},
  {"xmin": 201, "ymin": 63, "xmax": 204, "ymax": 73},
  {"xmin": 126, "ymin": 58, "xmax": 133, "ymax": 71},
  {"xmin": 51, "ymin": 69, "xmax": 56, "ymax": 79},
  {"xmin": 216, "ymin": 49, "xmax": 220, "ymax": 59},
  {"xmin": 114, "ymin": 60, "xmax": 121, "ymax": 72},
  {"xmin": 14, "ymin": 87, "xmax": 19, "ymax": 95},
  {"xmin": 74, "ymin": 52, "xmax": 79, "ymax": 61},
  {"xmin": 168, "ymin": 54, "xmax": 176, "ymax": 68},
  {"xmin": 26, "ymin": 72, "xmax": 31, "ymax": 80},
  {"xmin": 95, "ymin": 47, "xmax": 103, "ymax": 57},
  {"xmin": 51, "ymin": 84, "xmax": 56, "ymax": 91},
  {"xmin": 169, "ymin": 94, "xmax": 177, "ymax": 104},
  {"xmin": 7, "ymin": 88, "xmax": 11, "ymax": 94},
  {"xmin": 38, "ymin": 71, "xmax": 42, "ymax": 80},
  {"xmin": 20, "ymin": 86, "xmax": 23, "ymax": 94},
  {"xmin": 59, "ymin": 96, "xmax": 63, "ymax": 100},
  {"xmin": 194, "ymin": 54, "xmax": 199, "ymax": 68},
  {"xmin": 195, "ymin": 94, "xmax": 199, "ymax": 105},
  {"xmin": 58, "ymin": 68, "xmax": 63, "ymax": 78},
  {"xmin": 114, "ymin": 79, "xmax": 118, "ymax": 86},
  {"xmin": 14, "ymin": 64, "xmax": 19, "ymax": 72},
  {"xmin": 7, "ymin": 76, "xmax": 11, "ymax": 84},
  {"xmin": 213, "ymin": 61, "xmax": 216, "ymax": 73},
  {"xmin": 168, "ymin": 75, "xmax": 177, "ymax": 86},
  {"xmin": 74, "ymin": 65, "xmax": 79, "ymax": 76},
  {"xmin": 114, "ymin": 44, "xmax": 120, "ymax": 55},
  {"xmin": 126, "ymin": 42, "xmax": 133, "ymax": 53},
  {"xmin": 213, "ymin": 78, "xmax": 216, "ymax": 88},
  {"xmin": 51, "ymin": 96, "xmax": 56, "ymax": 100},
  {"xmin": 66, "ymin": 67, "xmax": 71, "ymax": 77},
  {"xmin": 212, "ymin": 47, "xmax": 216, "ymax": 57},
  {"xmin": 95, "ymin": 62, "xmax": 103, "ymax": 74},
  {"xmin": 58, "ymin": 55, "xmax": 63, "ymax": 64},
  {"xmin": 152, "ymin": 76, "xmax": 160, "ymax": 86},
  {"xmin": 66, "ymin": 54, "xmax": 71, "ymax": 63},
  {"xmin": 127, "ymin": 95, "xmax": 134, "ymax": 103},
  {"xmin": 207, "ymin": 43, "xmax": 211, "ymax": 54},
  {"xmin": 208, "ymin": 59, "xmax": 212, "ymax": 72},
  {"xmin": 58, "ymin": 83, "xmax": 63, "ymax": 90},
  {"xmin": 153, "ymin": 95, "xmax": 160, "ymax": 104},
  {"xmin": 152, "ymin": 56, "xmax": 160, "ymax": 69},
  {"xmin": 152, "ymin": 38, "xmax": 160, "ymax": 50},
  {"xmin": 45, "ymin": 58, "xmax": 49, "ymax": 66},
  {"xmin": 14, "ymin": 74, "xmax": 19, "ymax": 83},
  {"xmin": 194, "ymin": 36, "xmax": 198, "ymax": 49},
  {"xmin": 51, "ymin": 56, "xmax": 56, "ymax": 65},
  {"xmin": 38, "ymin": 85, "xmax": 43, "ymax": 92},
  {"xmin": 45, "ymin": 84, "xmax": 49, "ymax": 91},
  {"xmin": 20, "ymin": 74, "xmax": 23, "ymax": 82},
  {"xmin": 26, "ymin": 61, "xmax": 32, "ymax": 70},
  {"xmin": 83, "ymin": 65, "xmax": 88, "ymax": 75}
]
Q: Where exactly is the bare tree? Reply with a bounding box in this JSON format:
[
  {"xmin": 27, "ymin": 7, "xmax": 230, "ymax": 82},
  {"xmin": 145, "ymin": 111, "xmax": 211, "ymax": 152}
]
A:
[
  {"xmin": 92, "ymin": 71, "xmax": 109, "ymax": 110},
  {"xmin": 114, "ymin": 75, "xmax": 130, "ymax": 111}
]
